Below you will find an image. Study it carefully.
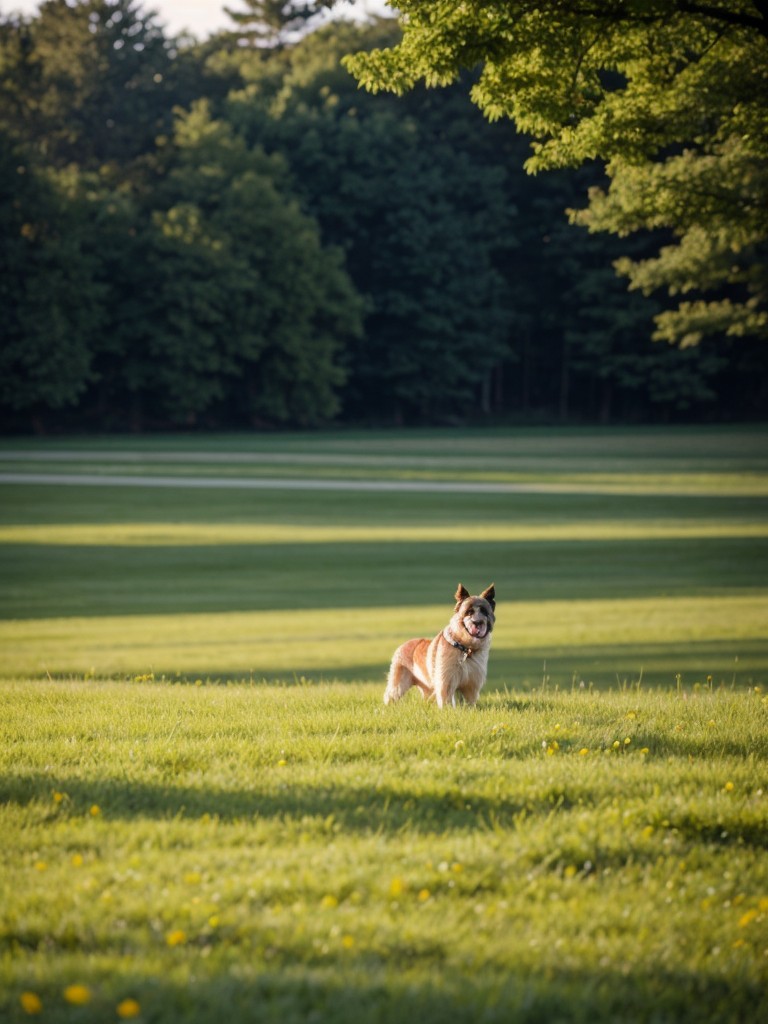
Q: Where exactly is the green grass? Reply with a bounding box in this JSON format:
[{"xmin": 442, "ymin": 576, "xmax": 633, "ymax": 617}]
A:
[
  {"xmin": 1, "ymin": 426, "xmax": 767, "ymax": 686},
  {"xmin": 2, "ymin": 680, "xmax": 767, "ymax": 1024},
  {"xmin": 1, "ymin": 426, "xmax": 767, "ymax": 1021}
]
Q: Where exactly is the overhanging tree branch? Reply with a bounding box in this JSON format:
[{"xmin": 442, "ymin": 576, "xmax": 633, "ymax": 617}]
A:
[{"xmin": 676, "ymin": 1, "xmax": 768, "ymax": 37}]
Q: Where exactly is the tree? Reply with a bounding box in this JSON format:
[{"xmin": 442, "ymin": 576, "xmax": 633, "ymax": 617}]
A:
[
  {"xmin": 0, "ymin": 0, "xmax": 181, "ymax": 168},
  {"xmin": 225, "ymin": 0, "xmax": 323, "ymax": 47},
  {"xmin": 91, "ymin": 101, "xmax": 363, "ymax": 428},
  {"xmin": 345, "ymin": 2, "xmax": 768, "ymax": 348},
  {"xmin": 228, "ymin": 21, "xmax": 516, "ymax": 422},
  {"xmin": 0, "ymin": 137, "xmax": 102, "ymax": 430}
]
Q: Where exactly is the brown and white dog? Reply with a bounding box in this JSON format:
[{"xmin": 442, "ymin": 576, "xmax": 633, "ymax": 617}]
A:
[{"xmin": 384, "ymin": 583, "xmax": 496, "ymax": 708}]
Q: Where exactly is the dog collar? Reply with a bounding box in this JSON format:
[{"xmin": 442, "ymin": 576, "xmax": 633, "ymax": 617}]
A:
[{"xmin": 443, "ymin": 629, "xmax": 473, "ymax": 658}]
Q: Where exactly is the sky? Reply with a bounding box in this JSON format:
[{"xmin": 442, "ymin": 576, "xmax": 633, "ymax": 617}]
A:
[{"xmin": 2, "ymin": 1, "xmax": 389, "ymax": 40}]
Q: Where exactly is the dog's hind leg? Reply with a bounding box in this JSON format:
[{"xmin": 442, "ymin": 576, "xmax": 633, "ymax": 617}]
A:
[{"xmin": 384, "ymin": 655, "xmax": 416, "ymax": 705}]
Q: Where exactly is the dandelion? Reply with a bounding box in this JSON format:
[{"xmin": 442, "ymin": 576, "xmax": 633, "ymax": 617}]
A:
[
  {"xmin": 564, "ymin": 865, "xmax": 577, "ymax": 879},
  {"xmin": 451, "ymin": 862, "xmax": 463, "ymax": 874},
  {"xmin": 90, "ymin": 804, "xmax": 101, "ymax": 817},
  {"xmin": 739, "ymin": 909, "xmax": 758, "ymax": 928},
  {"xmin": 612, "ymin": 740, "xmax": 621, "ymax": 750},
  {"xmin": 166, "ymin": 929, "xmax": 187, "ymax": 947},
  {"xmin": 321, "ymin": 894, "xmax": 339, "ymax": 909},
  {"xmin": 34, "ymin": 861, "xmax": 47, "ymax": 872},
  {"xmin": 117, "ymin": 998, "xmax": 142, "ymax": 1019},
  {"xmin": 20, "ymin": 992, "xmax": 42, "ymax": 1015},
  {"xmin": 341, "ymin": 934, "xmax": 355, "ymax": 949},
  {"xmin": 71, "ymin": 853, "xmax": 84, "ymax": 867},
  {"xmin": 389, "ymin": 877, "xmax": 405, "ymax": 898},
  {"xmin": 418, "ymin": 888, "xmax": 431, "ymax": 902},
  {"xmin": 724, "ymin": 781, "xmax": 735, "ymax": 792},
  {"xmin": 640, "ymin": 747, "xmax": 649, "ymax": 755},
  {"xmin": 579, "ymin": 748, "xmax": 589, "ymax": 756},
  {"xmin": 208, "ymin": 914, "xmax": 220, "ymax": 928},
  {"xmin": 624, "ymin": 736, "xmax": 631, "ymax": 745},
  {"xmin": 53, "ymin": 791, "xmax": 65, "ymax": 804},
  {"xmin": 63, "ymin": 984, "xmax": 91, "ymax": 1006},
  {"xmin": 277, "ymin": 759, "xmax": 288, "ymax": 767}
]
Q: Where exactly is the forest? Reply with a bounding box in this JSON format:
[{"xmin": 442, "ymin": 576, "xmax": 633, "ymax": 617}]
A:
[{"xmin": 1, "ymin": 0, "xmax": 766, "ymax": 432}]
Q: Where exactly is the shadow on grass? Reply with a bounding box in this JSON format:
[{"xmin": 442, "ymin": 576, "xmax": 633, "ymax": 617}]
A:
[
  {"xmin": 3, "ymin": 535, "xmax": 767, "ymax": 620},
  {"xmin": 2, "ymin": 956, "xmax": 765, "ymax": 1024},
  {"xmin": 3, "ymin": 770, "xmax": 767, "ymax": 851}
]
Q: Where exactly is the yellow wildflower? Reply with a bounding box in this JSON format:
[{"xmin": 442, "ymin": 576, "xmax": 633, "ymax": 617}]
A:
[
  {"xmin": 117, "ymin": 998, "xmax": 142, "ymax": 1019},
  {"xmin": 166, "ymin": 929, "xmax": 186, "ymax": 947},
  {"xmin": 389, "ymin": 877, "xmax": 405, "ymax": 898},
  {"xmin": 20, "ymin": 992, "xmax": 42, "ymax": 1015},
  {"xmin": 63, "ymin": 984, "xmax": 91, "ymax": 1006}
]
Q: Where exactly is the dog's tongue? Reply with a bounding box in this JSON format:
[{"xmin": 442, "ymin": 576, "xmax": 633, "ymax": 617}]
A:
[{"xmin": 467, "ymin": 621, "xmax": 487, "ymax": 638}]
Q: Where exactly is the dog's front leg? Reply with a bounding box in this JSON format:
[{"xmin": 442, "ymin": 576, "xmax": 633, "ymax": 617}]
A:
[{"xmin": 434, "ymin": 676, "xmax": 455, "ymax": 710}]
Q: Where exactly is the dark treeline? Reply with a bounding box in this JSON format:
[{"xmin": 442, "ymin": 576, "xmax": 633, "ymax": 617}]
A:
[{"xmin": 1, "ymin": 0, "xmax": 765, "ymax": 433}]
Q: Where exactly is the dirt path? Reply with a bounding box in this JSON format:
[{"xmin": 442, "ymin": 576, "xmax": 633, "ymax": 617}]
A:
[{"xmin": 0, "ymin": 471, "xmax": 590, "ymax": 494}]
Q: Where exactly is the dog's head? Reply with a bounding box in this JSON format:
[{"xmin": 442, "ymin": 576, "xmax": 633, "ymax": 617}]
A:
[{"xmin": 452, "ymin": 583, "xmax": 496, "ymax": 642}]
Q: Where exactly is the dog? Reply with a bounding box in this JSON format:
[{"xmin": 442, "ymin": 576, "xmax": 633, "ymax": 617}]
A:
[{"xmin": 384, "ymin": 583, "xmax": 496, "ymax": 708}]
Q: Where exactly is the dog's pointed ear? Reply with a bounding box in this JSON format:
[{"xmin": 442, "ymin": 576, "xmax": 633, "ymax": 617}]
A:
[
  {"xmin": 481, "ymin": 584, "xmax": 496, "ymax": 610},
  {"xmin": 454, "ymin": 583, "xmax": 469, "ymax": 607}
]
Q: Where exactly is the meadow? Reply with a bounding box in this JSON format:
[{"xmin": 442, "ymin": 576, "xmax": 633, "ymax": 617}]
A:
[{"xmin": 1, "ymin": 426, "xmax": 767, "ymax": 1022}]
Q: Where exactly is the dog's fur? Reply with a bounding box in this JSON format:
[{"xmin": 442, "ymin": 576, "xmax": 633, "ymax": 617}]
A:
[{"xmin": 384, "ymin": 584, "xmax": 496, "ymax": 708}]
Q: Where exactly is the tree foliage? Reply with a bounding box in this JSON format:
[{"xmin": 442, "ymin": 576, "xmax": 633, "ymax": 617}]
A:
[
  {"xmin": 346, "ymin": 1, "xmax": 768, "ymax": 347},
  {"xmin": 228, "ymin": 21, "xmax": 515, "ymax": 420},
  {"xmin": 225, "ymin": 0, "xmax": 323, "ymax": 47},
  {"xmin": 0, "ymin": 136, "xmax": 101, "ymax": 420},
  {"xmin": 1, "ymin": 0, "xmax": 765, "ymax": 431}
]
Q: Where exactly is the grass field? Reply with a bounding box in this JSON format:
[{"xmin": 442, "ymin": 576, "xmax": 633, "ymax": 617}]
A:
[
  {"xmin": 1, "ymin": 426, "xmax": 768, "ymax": 687},
  {"xmin": 1, "ymin": 426, "xmax": 767, "ymax": 1022}
]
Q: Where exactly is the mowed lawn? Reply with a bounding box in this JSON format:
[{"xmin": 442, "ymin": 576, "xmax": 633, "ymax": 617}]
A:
[
  {"xmin": 1, "ymin": 426, "xmax": 767, "ymax": 1022},
  {"xmin": 1, "ymin": 425, "xmax": 768, "ymax": 687}
]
